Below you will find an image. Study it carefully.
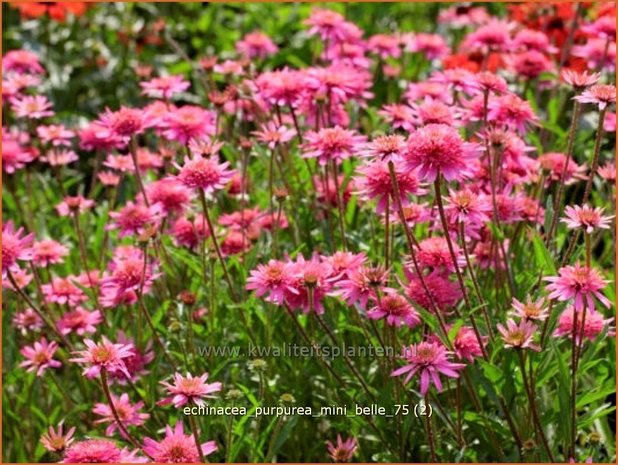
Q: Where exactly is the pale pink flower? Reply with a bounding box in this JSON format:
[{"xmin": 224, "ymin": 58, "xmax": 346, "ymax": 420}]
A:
[
  {"xmin": 41, "ymin": 421, "xmax": 76, "ymax": 453},
  {"xmin": 2, "ymin": 131, "xmax": 37, "ymax": 173},
  {"xmin": 561, "ymin": 69, "xmax": 600, "ymax": 90},
  {"xmin": 93, "ymin": 393, "xmax": 149, "ymax": 438},
  {"xmin": 2, "ymin": 220, "xmax": 34, "ymax": 275},
  {"xmin": 285, "ymin": 254, "xmax": 337, "ymax": 314},
  {"xmin": 108, "ymin": 201, "xmax": 163, "ymax": 238},
  {"xmin": 304, "ymin": 9, "xmax": 348, "ymax": 42},
  {"xmin": 40, "ymin": 149, "xmax": 79, "ymax": 166},
  {"xmin": 512, "ymin": 28, "xmax": 558, "ymax": 53},
  {"xmin": 236, "ymin": 31, "xmax": 278, "ymax": 58},
  {"xmin": 42, "ymin": 277, "xmax": 87, "ymax": 306},
  {"xmin": 55, "ymin": 196, "xmax": 96, "ymax": 216},
  {"xmin": 572, "ymin": 38, "xmax": 616, "ymax": 71},
  {"xmin": 574, "ymin": 84, "xmax": 616, "ymax": 110},
  {"xmin": 70, "ymin": 337, "xmax": 134, "ymax": 379},
  {"xmin": 213, "ymin": 59, "xmax": 244, "ymax": 75},
  {"xmin": 538, "ymin": 152, "xmax": 587, "ymax": 185},
  {"xmin": 79, "ymin": 121, "xmax": 124, "ymax": 151},
  {"xmin": 19, "ymin": 338, "xmax": 61, "ymax": 376},
  {"xmin": 510, "ymin": 296, "xmax": 549, "ymax": 322},
  {"xmin": 160, "ymin": 372, "xmax": 222, "ymax": 408},
  {"xmin": 12, "ymin": 308, "xmax": 44, "ymax": 333},
  {"xmin": 597, "ymin": 162, "xmax": 616, "ymax": 182},
  {"xmin": 497, "ymin": 318, "xmax": 540, "ymax": 350},
  {"xmin": 391, "ymin": 340, "xmax": 465, "ymax": 394},
  {"xmin": 98, "ymin": 171, "xmax": 121, "ymax": 186},
  {"xmin": 175, "ymin": 156, "xmax": 235, "ymax": 193},
  {"xmin": 561, "ymin": 204, "xmax": 614, "ymax": 233},
  {"xmin": 358, "ymin": 134, "xmax": 406, "ymax": 161},
  {"xmin": 604, "ymin": 111, "xmax": 616, "ymax": 132},
  {"xmin": 553, "ymin": 306, "xmax": 614, "ymax": 343},
  {"xmin": 252, "ymin": 122, "xmax": 295, "ymax": 149},
  {"xmin": 444, "ymin": 187, "xmax": 491, "ymax": 229},
  {"xmin": 36, "ymin": 124, "xmax": 75, "ymax": 147},
  {"xmin": 462, "ymin": 20, "xmax": 512, "ymax": 52},
  {"xmin": 326, "ymin": 435, "xmax": 358, "ymax": 462},
  {"xmin": 32, "ymin": 239, "xmax": 69, "ymax": 266},
  {"xmin": 57, "ymin": 307, "xmax": 102, "ymax": 336},
  {"xmin": 410, "ymin": 98, "xmax": 459, "ymax": 126},
  {"xmin": 246, "ymin": 259, "xmax": 298, "ymax": 305},
  {"xmin": 188, "ymin": 137, "xmax": 224, "ymax": 158},
  {"xmin": 367, "ymin": 290, "xmax": 420, "ymax": 328},
  {"xmin": 545, "ymin": 264, "xmax": 611, "ymax": 312},
  {"xmin": 11, "ymin": 95, "xmax": 54, "ymax": 119},
  {"xmin": 2, "ymin": 267, "xmax": 33, "ymax": 290},
  {"xmin": 468, "ymin": 71, "xmax": 508, "ymax": 95},
  {"xmin": 140, "ymin": 75, "xmax": 190, "ymax": 99},
  {"xmin": 143, "ymin": 422, "xmax": 217, "ymax": 463},
  {"xmin": 323, "ymin": 251, "xmax": 366, "ymax": 277}
]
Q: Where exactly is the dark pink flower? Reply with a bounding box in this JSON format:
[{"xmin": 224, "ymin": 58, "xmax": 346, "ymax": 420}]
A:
[
  {"xmin": 143, "ymin": 422, "xmax": 217, "ymax": 463},
  {"xmin": 252, "ymin": 122, "xmax": 295, "ymax": 149},
  {"xmin": 161, "ymin": 106, "xmax": 216, "ymax": 144},
  {"xmin": 335, "ymin": 265, "xmax": 387, "ymax": 309},
  {"xmin": 302, "ymin": 126, "xmax": 366, "ymax": 166},
  {"xmin": 2, "ymin": 220, "xmax": 34, "ymax": 275},
  {"xmin": 108, "ymin": 201, "xmax": 163, "ymax": 238},
  {"xmin": 545, "ymin": 264, "xmax": 611, "ymax": 312},
  {"xmin": 326, "ymin": 435, "xmax": 358, "ymax": 462},
  {"xmin": 145, "ymin": 179, "xmax": 192, "ymax": 214},
  {"xmin": 19, "ymin": 338, "xmax": 61, "ymax": 376},
  {"xmin": 175, "ymin": 156, "xmax": 235, "ymax": 194},
  {"xmin": 367, "ymin": 290, "xmax": 420, "ymax": 328},
  {"xmin": 32, "ymin": 239, "xmax": 69, "ymax": 266},
  {"xmin": 3, "ymin": 49, "xmax": 44, "ymax": 74},
  {"xmin": 57, "ymin": 307, "xmax": 102, "ymax": 336},
  {"xmin": 405, "ymin": 271, "xmax": 462, "ymax": 313},
  {"xmin": 416, "ymin": 236, "xmax": 465, "ymax": 273},
  {"xmin": 246, "ymin": 259, "xmax": 298, "ymax": 305},
  {"xmin": 553, "ymin": 306, "xmax": 614, "ymax": 343},
  {"xmin": 454, "ymin": 326, "xmax": 486, "ymax": 362}
]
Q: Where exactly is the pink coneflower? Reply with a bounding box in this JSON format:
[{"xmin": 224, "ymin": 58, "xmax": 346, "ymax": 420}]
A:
[
  {"xmin": 55, "ymin": 196, "xmax": 96, "ymax": 216},
  {"xmin": 246, "ymin": 259, "xmax": 298, "ymax": 305},
  {"xmin": 252, "ymin": 122, "xmax": 295, "ymax": 149},
  {"xmin": 145, "ymin": 179, "xmax": 192, "ymax": 214},
  {"xmin": 367, "ymin": 290, "xmax": 420, "ymax": 328},
  {"xmin": 213, "ymin": 59, "xmax": 245, "ymax": 75},
  {"xmin": 416, "ymin": 236, "xmax": 465, "ymax": 273},
  {"xmin": 41, "ymin": 421, "xmax": 76, "ymax": 453},
  {"xmin": 553, "ymin": 306, "xmax": 614, "ymax": 343},
  {"xmin": 488, "ymin": 93, "xmax": 538, "ymax": 134},
  {"xmin": 79, "ymin": 121, "xmax": 124, "ymax": 151},
  {"xmin": 397, "ymin": 203, "xmax": 431, "ymax": 227},
  {"xmin": 302, "ymin": 126, "xmax": 366, "ymax": 166},
  {"xmin": 143, "ymin": 422, "xmax": 217, "ymax": 463},
  {"xmin": 355, "ymin": 159, "xmax": 426, "ymax": 214},
  {"xmin": 574, "ymin": 84, "xmax": 616, "ymax": 110},
  {"xmin": 187, "ymin": 137, "xmax": 224, "ymax": 158},
  {"xmin": 57, "ymin": 307, "xmax": 102, "ymax": 336},
  {"xmin": 11, "ymin": 95, "xmax": 54, "ymax": 119},
  {"xmin": 326, "ymin": 435, "xmax": 358, "ymax": 462},
  {"xmin": 19, "ymin": 338, "xmax": 61, "ymax": 376},
  {"xmin": 62, "ymin": 439, "xmax": 144, "ymax": 463},
  {"xmin": 95, "ymin": 106, "xmax": 149, "ymax": 144},
  {"xmin": 391, "ymin": 340, "xmax": 465, "ymax": 394},
  {"xmin": 581, "ymin": 15, "xmax": 616, "ymax": 41},
  {"xmin": 286, "ymin": 254, "xmax": 337, "ymax": 314},
  {"xmin": 512, "ymin": 28, "xmax": 557, "ymax": 53},
  {"xmin": 256, "ymin": 68, "xmax": 308, "ymax": 108},
  {"xmin": 510, "ymin": 296, "xmax": 549, "ymax": 322},
  {"xmin": 236, "ymin": 31, "xmax": 278, "ymax": 58},
  {"xmin": 462, "ymin": 19, "xmax": 512, "ymax": 52},
  {"xmin": 42, "ymin": 277, "xmax": 87, "ymax": 306},
  {"xmin": 103, "ymin": 154, "xmax": 134, "ymax": 173},
  {"xmin": 32, "ymin": 239, "xmax": 69, "ymax": 266},
  {"xmin": 107, "ymin": 332, "xmax": 154, "ymax": 385},
  {"xmin": 538, "ymin": 152, "xmax": 587, "ymax": 185},
  {"xmin": 41, "ymin": 149, "xmax": 79, "ymax": 166},
  {"xmin": 108, "ymin": 201, "xmax": 163, "ymax": 238},
  {"xmin": 160, "ymin": 372, "xmax": 222, "ymax": 408},
  {"xmin": 405, "ymin": 81, "xmax": 450, "ymax": 103},
  {"xmin": 93, "ymin": 393, "xmax": 150, "ymax": 438},
  {"xmin": 175, "ymin": 156, "xmax": 235, "ymax": 194},
  {"xmin": 404, "ymin": 124, "xmax": 479, "ymax": 182},
  {"xmin": 304, "ymin": 9, "xmax": 348, "ymax": 41},
  {"xmin": 140, "ymin": 75, "xmax": 190, "ymax": 99},
  {"xmin": 323, "ymin": 251, "xmax": 366, "ymax": 277},
  {"xmin": 604, "ymin": 111, "xmax": 616, "ymax": 132},
  {"xmin": 512, "ymin": 50, "xmax": 553, "ymax": 79},
  {"xmin": 430, "ymin": 68, "xmax": 476, "ymax": 94},
  {"xmin": 410, "ymin": 98, "xmax": 458, "ymax": 127},
  {"xmin": 368, "ymin": 33, "xmax": 401, "ymax": 59},
  {"xmin": 404, "ymin": 32, "xmax": 450, "ymax": 60},
  {"xmin": 2, "ymin": 131, "xmax": 37, "ymax": 173},
  {"xmin": 378, "ymin": 104, "xmax": 415, "ymax": 131},
  {"xmin": 497, "ymin": 318, "xmax": 540, "ymax": 351},
  {"xmin": 597, "ymin": 162, "xmax": 616, "ymax": 182},
  {"xmin": 545, "ymin": 263, "xmax": 611, "ymax": 312},
  {"xmin": 454, "ymin": 326, "xmax": 486, "ymax": 362},
  {"xmin": 405, "ymin": 271, "xmax": 462, "ymax": 313},
  {"xmin": 2, "ymin": 220, "xmax": 34, "ymax": 275},
  {"xmin": 359, "ymin": 134, "xmax": 406, "ymax": 161},
  {"xmin": 2, "ymin": 267, "xmax": 33, "ymax": 290},
  {"xmin": 468, "ymin": 71, "xmax": 508, "ymax": 95},
  {"xmin": 221, "ymin": 231, "xmax": 252, "ymax": 256},
  {"xmin": 70, "ymin": 337, "xmax": 134, "ymax": 379},
  {"xmin": 99, "ymin": 251, "xmax": 159, "ymax": 307},
  {"xmin": 444, "ymin": 187, "xmax": 491, "ymax": 226},
  {"xmin": 162, "ymin": 106, "xmax": 216, "ymax": 144},
  {"xmin": 561, "ymin": 69, "xmax": 600, "ymax": 90},
  {"xmin": 98, "ymin": 171, "xmax": 121, "ymax": 187},
  {"xmin": 572, "ymin": 37, "xmax": 617, "ymax": 70},
  {"xmin": 12, "ymin": 308, "xmax": 44, "ymax": 333},
  {"xmin": 336, "ymin": 265, "xmax": 388, "ymax": 309},
  {"xmin": 3, "ymin": 49, "xmax": 44, "ymax": 74},
  {"xmin": 171, "ymin": 216, "xmax": 209, "ymax": 249},
  {"xmin": 36, "ymin": 124, "xmax": 75, "ymax": 147},
  {"xmin": 561, "ymin": 205, "xmax": 614, "ymax": 233}
]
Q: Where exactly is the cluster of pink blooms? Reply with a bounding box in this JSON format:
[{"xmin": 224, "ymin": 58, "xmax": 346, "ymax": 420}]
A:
[{"xmin": 2, "ymin": 3, "xmax": 615, "ymax": 463}]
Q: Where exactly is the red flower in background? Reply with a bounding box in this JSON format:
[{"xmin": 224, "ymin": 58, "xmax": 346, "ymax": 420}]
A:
[{"xmin": 11, "ymin": 2, "xmax": 88, "ymax": 22}]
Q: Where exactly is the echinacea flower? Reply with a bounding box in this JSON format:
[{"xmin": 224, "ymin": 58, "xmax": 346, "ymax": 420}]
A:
[
  {"xmin": 246, "ymin": 259, "xmax": 298, "ymax": 305},
  {"xmin": 367, "ymin": 290, "xmax": 420, "ymax": 328},
  {"xmin": 142, "ymin": 422, "xmax": 217, "ymax": 463},
  {"xmin": 497, "ymin": 318, "xmax": 539, "ymax": 351},
  {"xmin": 545, "ymin": 263, "xmax": 611, "ymax": 312},
  {"xmin": 391, "ymin": 340, "xmax": 465, "ymax": 394},
  {"xmin": 19, "ymin": 338, "xmax": 62, "ymax": 376},
  {"xmin": 61, "ymin": 439, "xmax": 145, "ymax": 463},
  {"xmin": 40, "ymin": 421, "xmax": 76, "ymax": 453},
  {"xmin": 108, "ymin": 201, "xmax": 163, "ymax": 238},
  {"xmin": 11, "ymin": 95, "xmax": 54, "ymax": 119},
  {"xmin": 560, "ymin": 69, "xmax": 600, "ymax": 90},
  {"xmin": 405, "ymin": 271, "xmax": 462, "ymax": 313},
  {"xmin": 561, "ymin": 205, "xmax": 614, "ymax": 234},
  {"xmin": 252, "ymin": 122, "xmax": 296, "ymax": 149},
  {"xmin": 36, "ymin": 124, "xmax": 75, "ymax": 147},
  {"xmin": 12, "ymin": 308, "xmax": 43, "ymax": 334},
  {"xmin": 93, "ymin": 393, "xmax": 150, "ymax": 438},
  {"xmin": 415, "ymin": 236, "xmax": 465, "ymax": 273},
  {"xmin": 140, "ymin": 75, "xmax": 190, "ymax": 99},
  {"xmin": 57, "ymin": 307, "xmax": 102, "ymax": 336},
  {"xmin": 2, "ymin": 49, "xmax": 44, "ymax": 74},
  {"xmin": 403, "ymin": 123, "xmax": 479, "ymax": 182},
  {"xmin": 160, "ymin": 372, "xmax": 222, "ymax": 408},
  {"xmin": 574, "ymin": 84, "xmax": 616, "ymax": 110},
  {"xmin": 510, "ymin": 296, "xmax": 549, "ymax": 321},
  {"xmin": 2, "ymin": 131, "xmax": 37, "ymax": 173},
  {"xmin": 32, "ymin": 239, "xmax": 69, "ymax": 266},
  {"xmin": 236, "ymin": 31, "xmax": 278, "ymax": 58},
  {"xmin": 302, "ymin": 127, "xmax": 366, "ymax": 166},
  {"xmin": 145, "ymin": 179, "xmax": 192, "ymax": 214},
  {"xmin": 107, "ymin": 332, "xmax": 155, "ymax": 385},
  {"xmin": 70, "ymin": 337, "xmax": 134, "ymax": 379},
  {"xmin": 454, "ymin": 326, "xmax": 486, "ymax": 362},
  {"xmin": 55, "ymin": 196, "xmax": 95, "ymax": 216},
  {"xmin": 2, "ymin": 220, "xmax": 34, "ymax": 275},
  {"xmin": 175, "ymin": 156, "xmax": 235, "ymax": 194},
  {"xmin": 336, "ymin": 265, "xmax": 388, "ymax": 309},
  {"xmin": 326, "ymin": 435, "xmax": 358, "ymax": 462},
  {"xmin": 553, "ymin": 306, "xmax": 614, "ymax": 343},
  {"xmin": 161, "ymin": 106, "xmax": 216, "ymax": 144}
]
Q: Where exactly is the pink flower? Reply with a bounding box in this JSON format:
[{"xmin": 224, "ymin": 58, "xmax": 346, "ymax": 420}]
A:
[
  {"xmin": 70, "ymin": 337, "xmax": 134, "ymax": 379},
  {"xmin": 336, "ymin": 265, "xmax": 388, "ymax": 309},
  {"xmin": 57, "ymin": 307, "xmax": 102, "ymax": 336},
  {"xmin": 145, "ymin": 179, "xmax": 192, "ymax": 214},
  {"xmin": 108, "ymin": 201, "xmax": 163, "ymax": 238},
  {"xmin": 2, "ymin": 267, "xmax": 33, "ymax": 290},
  {"xmin": 367, "ymin": 290, "xmax": 420, "ymax": 328},
  {"xmin": 161, "ymin": 106, "xmax": 216, "ymax": 144},
  {"xmin": 36, "ymin": 124, "xmax": 75, "ymax": 147},
  {"xmin": 462, "ymin": 19, "xmax": 512, "ymax": 52},
  {"xmin": 93, "ymin": 393, "xmax": 149, "ymax": 438},
  {"xmin": 62, "ymin": 439, "xmax": 145, "ymax": 463},
  {"xmin": 2, "ymin": 131, "xmax": 37, "ymax": 173},
  {"xmin": 405, "ymin": 271, "xmax": 462, "ymax": 313},
  {"xmin": 497, "ymin": 318, "xmax": 540, "ymax": 351},
  {"xmin": 561, "ymin": 69, "xmax": 600, "ymax": 90},
  {"xmin": 256, "ymin": 68, "xmax": 308, "ymax": 108},
  {"xmin": 304, "ymin": 9, "xmax": 347, "ymax": 41},
  {"xmin": 512, "ymin": 50, "xmax": 553, "ymax": 79},
  {"xmin": 160, "ymin": 372, "xmax": 222, "ymax": 408},
  {"xmin": 561, "ymin": 204, "xmax": 613, "ymax": 234},
  {"xmin": 19, "ymin": 338, "xmax": 61, "ymax": 376},
  {"xmin": 545, "ymin": 264, "xmax": 611, "ymax": 312},
  {"xmin": 598, "ymin": 161, "xmax": 616, "ymax": 182},
  {"xmin": 454, "ymin": 326, "xmax": 486, "ymax": 362},
  {"xmin": 12, "ymin": 308, "xmax": 44, "ymax": 333},
  {"xmin": 538, "ymin": 152, "xmax": 587, "ymax": 185},
  {"xmin": 175, "ymin": 156, "xmax": 235, "ymax": 194},
  {"xmin": 444, "ymin": 187, "xmax": 491, "ymax": 227},
  {"xmin": 510, "ymin": 296, "xmax": 549, "ymax": 322},
  {"xmin": 487, "ymin": 93, "xmax": 538, "ymax": 134},
  {"xmin": 468, "ymin": 71, "xmax": 508, "ymax": 95},
  {"xmin": 107, "ymin": 332, "xmax": 154, "ymax": 385},
  {"xmin": 323, "ymin": 251, "xmax": 366, "ymax": 277},
  {"xmin": 187, "ymin": 137, "xmax": 224, "ymax": 158},
  {"xmin": 143, "ymin": 422, "xmax": 217, "ymax": 463},
  {"xmin": 55, "ymin": 196, "xmax": 96, "ymax": 216},
  {"xmin": 391, "ymin": 340, "xmax": 465, "ymax": 394},
  {"xmin": 404, "ymin": 124, "xmax": 479, "ymax": 182},
  {"xmin": 2, "ymin": 220, "xmax": 34, "ymax": 275},
  {"xmin": 11, "ymin": 95, "xmax": 54, "ymax": 119},
  {"xmin": 302, "ymin": 126, "xmax": 366, "ymax": 166},
  {"xmin": 140, "ymin": 75, "xmax": 190, "ymax": 99},
  {"xmin": 572, "ymin": 38, "xmax": 616, "ymax": 71},
  {"xmin": 359, "ymin": 134, "xmax": 406, "ymax": 161},
  {"xmin": 32, "ymin": 239, "xmax": 69, "ymax": 266},
  {"xmin": 79, "ymin": 121, "xmax": 124, "ymax": 151},
  {"xmin": 246, "ymin": 259, "xmax": 298, "ymax": 305},
  {"xmin": 99, "ymin": 249, "xmax": 159, "ymax": 307},
  {"xmin": 574, "ymin": 84, "xmax": 616, "ymax": 110},
  {"xmin": 512, "ymin": 28, "xmax": 557, "ymax": 54},
  {"xmin": 171, "ymin": 215, "xmax": 209, "ymax": 249},
  {"xmin": 98, "ymin": 171, "xmax": 121, "ymax": 187},
  {"xmin": 410, "ymin": 98, "xmax": 459, "ymax": 127},
  {"xmin": 40, "ymin": 149, "xmax": 79, "ymax": 166},
  {"xmin": 368, "ymin": 33, "xmax": 401, "ymax": 59},
  {"xmin": 326, "ymin": 435, "xmax": 358, "ymax": 462},
  {"xmin": 553, "ymin": 306, "xmax": 614, "ymax": 343},
  {"xmin": 252, "ymin": 122, "xmax": 295, "ymax": 149},
  {"xmin": 41, "ymin": 421, "xmax": 76, "ymax": 452},
  {"xmin": 378, "ymin": 104, "xmax": 415, "ymax": 131},
  {"xmin": 236, "ymin": 31, "xmax": 278, "ymax": 58},
  {"xmin": 95, "ymin": 107, "xmax": 149, "ymax": 144},
  {"xmin": 3, "ymin": 49, "xmax": 44, "ymax": 74},
  {"xmin": 404, "ymin": 32, "xmax": 450, "ymax": 59},
  {"xmin": 416, "ymin": 236, "xmax": 465, "ymax": 273},
  {"xmin": 355, "ymin": 159, "xmax": 426, "ymax": 214}
]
